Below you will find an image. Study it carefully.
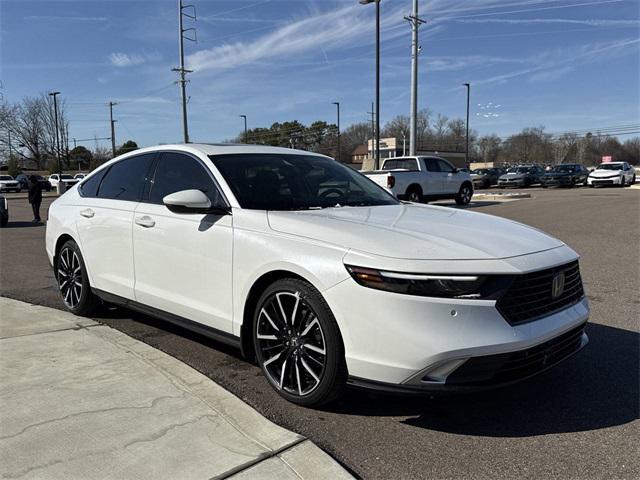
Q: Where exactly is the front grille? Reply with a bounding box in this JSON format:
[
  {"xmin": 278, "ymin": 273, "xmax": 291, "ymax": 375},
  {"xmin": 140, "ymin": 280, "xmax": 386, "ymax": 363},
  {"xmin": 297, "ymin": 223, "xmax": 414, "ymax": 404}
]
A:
[
  {"xmin": 445, "ymin": 323, "xmax": 586, "ymax": 386},
  {"xmin": 496, "ymin": 260, "xmax": 584, "ymax": 325}
]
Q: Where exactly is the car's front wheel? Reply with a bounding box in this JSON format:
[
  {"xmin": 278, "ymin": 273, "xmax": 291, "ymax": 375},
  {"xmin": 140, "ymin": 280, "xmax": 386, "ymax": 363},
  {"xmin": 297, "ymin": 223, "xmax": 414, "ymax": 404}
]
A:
[
  {"xmin": 56, "ymin": 240, "xmax": 99, "ymax": 316},
  {"xmin": 455, "ymin": 183, "xmax": 473, "ymax": 205},
  {"xmin": 253, "ymin": 278, "xmax": 347, "ymax": 407}
]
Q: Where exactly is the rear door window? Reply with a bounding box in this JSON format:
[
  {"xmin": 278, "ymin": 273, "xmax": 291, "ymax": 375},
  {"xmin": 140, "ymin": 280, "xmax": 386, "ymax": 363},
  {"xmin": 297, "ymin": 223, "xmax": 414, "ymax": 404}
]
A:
[{"xmin": 97, "ymin": 154, "xmax": 155, "ymax": 202}]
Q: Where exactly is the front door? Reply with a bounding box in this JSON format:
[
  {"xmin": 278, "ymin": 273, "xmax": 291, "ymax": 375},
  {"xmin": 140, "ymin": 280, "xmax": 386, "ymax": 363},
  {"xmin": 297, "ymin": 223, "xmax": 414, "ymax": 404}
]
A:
[{"xmin": 132, "ymin": 151, "xmax": 234, "ymax": 333}]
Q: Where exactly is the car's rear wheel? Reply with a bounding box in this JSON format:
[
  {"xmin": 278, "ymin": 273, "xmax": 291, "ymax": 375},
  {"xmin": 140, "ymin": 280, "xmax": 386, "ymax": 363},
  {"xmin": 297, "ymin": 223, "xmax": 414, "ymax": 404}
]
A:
[
  {"xmin": 406, "ymin": 185, "xmax": 422, "ymax": 203},
  {"xmin": 455, "ymin": 183, "xmax": 473, "ymax": 205},
  {"xmin": 253, "ymin": 278, "xmax": 347, "ymax": 407},
  {"xmin": 56, "ymin": 240, "xmax": 99, "ymax": 316}
]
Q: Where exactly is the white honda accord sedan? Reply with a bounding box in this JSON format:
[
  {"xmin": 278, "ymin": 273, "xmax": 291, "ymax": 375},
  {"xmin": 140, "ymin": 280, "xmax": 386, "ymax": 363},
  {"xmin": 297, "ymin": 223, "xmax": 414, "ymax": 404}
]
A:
[{"xmin": 46, "ymin": 144, "xmax": 589, "ymax": 406}]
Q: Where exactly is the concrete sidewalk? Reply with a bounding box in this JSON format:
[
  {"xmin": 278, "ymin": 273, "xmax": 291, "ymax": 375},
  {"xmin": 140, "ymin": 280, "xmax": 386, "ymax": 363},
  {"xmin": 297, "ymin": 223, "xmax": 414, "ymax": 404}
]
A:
[{"xmin": 0, "ymin": 297, "xmax": 352, "ymax": 480}]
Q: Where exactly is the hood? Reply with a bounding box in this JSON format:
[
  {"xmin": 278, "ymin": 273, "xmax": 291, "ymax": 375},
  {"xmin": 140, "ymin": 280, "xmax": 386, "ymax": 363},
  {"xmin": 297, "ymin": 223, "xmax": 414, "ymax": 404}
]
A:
[
  {"xmin": 545, "ymin": 171, "xmax": 573, "ymax": 178},
  {"xmin": 267, "ymin": 204, "xmax": 563, "ymax": 261},
  {"xmin": 590, "ymin": 168, "xmax": 622, "ymax": 177},
  {"xmin": 500, "ymin": 173, "xmax": 527, "ymax": 180}
]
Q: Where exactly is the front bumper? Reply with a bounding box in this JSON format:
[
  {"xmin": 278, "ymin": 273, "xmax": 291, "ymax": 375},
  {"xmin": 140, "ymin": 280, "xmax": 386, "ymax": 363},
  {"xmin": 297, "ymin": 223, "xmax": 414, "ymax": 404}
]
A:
[
  {"xmin": 324, "ymin": 254, "xmax": 590, "ymax": 390},
  {"xmin": 542, "ymin": 177, "xmax": 574, "ymax": 186},
  {"xmin": 588, "ymin": 176, "xmax": 622, "ymax": 186},
  {"xmin": 498, "ymin": 179, "xmax": 526, "ymax": 187}
]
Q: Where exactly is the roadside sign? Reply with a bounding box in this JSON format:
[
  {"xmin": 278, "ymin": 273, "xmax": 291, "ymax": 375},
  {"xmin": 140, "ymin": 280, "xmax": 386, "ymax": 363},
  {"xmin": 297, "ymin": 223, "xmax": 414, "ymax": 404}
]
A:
[{"xmin": 602, "ymin": 155, "xmax": 612, "ymax": 162}]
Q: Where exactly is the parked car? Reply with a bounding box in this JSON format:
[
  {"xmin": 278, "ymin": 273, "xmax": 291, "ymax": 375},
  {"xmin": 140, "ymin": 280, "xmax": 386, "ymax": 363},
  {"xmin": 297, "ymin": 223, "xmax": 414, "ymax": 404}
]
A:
[
  {"xmin": 0, "ymin": 175, "xmax": 21, "ymax": 193},
  {"xmin": 364, "ymin": 156, "xmax": 474, "ymax": 205},
  {"xmin": 497, "ymin": 165, "xmax": 545, "ymax": 188},
  {"xmin": 0, "ymin": 195, "xmax": 7, "ymax": 227},
  {"xmin": 48, "ymin": 174, "xmax": 80, "ymax": 190},
  {"xmin": 74, "ymin": 173, "xmax": 87, "ymax": 180},
  {"xmin": 541, "ymin": 164, "xmax": 589, "ymax": 188},
  {"xmin": 15, "ymin": 174, "xmax": 52, "ymax": 192},
  {"xmin": 471, "ymin": 168, "xmax": 504, "ymax": 189},
  {"xmin": 46, "ymin": 144, "xmax": 589, "ymax": 407},
  {"xmin": 587, "ymin": 162, "xmax": 636, "ymax": 187}
]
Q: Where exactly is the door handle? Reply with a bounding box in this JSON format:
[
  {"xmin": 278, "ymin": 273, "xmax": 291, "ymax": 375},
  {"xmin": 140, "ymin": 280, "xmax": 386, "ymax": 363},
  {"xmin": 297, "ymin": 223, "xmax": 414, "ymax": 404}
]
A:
[
  {"xmin": 80, "ymin": 208, "xmax": 94, "ymax": 218},
  {"xmin": 135, "ymin": 216, "xmax": 155, "ymax": 228}
]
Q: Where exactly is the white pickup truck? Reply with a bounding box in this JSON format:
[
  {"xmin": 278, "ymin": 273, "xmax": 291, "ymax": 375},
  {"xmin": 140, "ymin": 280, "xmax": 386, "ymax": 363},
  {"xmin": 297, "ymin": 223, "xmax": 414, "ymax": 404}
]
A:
[{"xmin": 363, "ymin": 156, "xmax": 474, "ymax": 205}]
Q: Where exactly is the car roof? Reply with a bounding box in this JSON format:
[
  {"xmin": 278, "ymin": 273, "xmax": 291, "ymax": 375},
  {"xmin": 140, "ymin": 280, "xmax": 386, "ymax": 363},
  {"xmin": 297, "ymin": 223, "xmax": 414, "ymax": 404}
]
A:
[
  {"xmin": 598, "ymin": 161, "xmax": 624, "ymax": 165},
  {"xmin": 120, "ymin": 143, "xmax": 329, "ymax": 159}
]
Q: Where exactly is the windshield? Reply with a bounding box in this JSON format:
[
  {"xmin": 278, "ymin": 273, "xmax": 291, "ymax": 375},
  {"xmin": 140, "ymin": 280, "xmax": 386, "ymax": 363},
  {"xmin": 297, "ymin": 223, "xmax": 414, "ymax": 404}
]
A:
[
  {"xmin": 596, "ymin": 163, "xmax": 623, "ymax": 171},
  {"xmin": 0, "ymin": 175, "xmax": 13, "ymax": 180},
  {"xmin": 473, "ymin": 169, "xmax": 489, "ymax": 174},
  {"xmin": 61, "ymin": 174, "xmax": 74, "ymax": 179},
  {"xmin": 552, "ymin": 165, "xmax": 577, "ymax": 173},
  {"xmin": 210, "ymin": 154, "xmax": 399, "ymax": 210}
]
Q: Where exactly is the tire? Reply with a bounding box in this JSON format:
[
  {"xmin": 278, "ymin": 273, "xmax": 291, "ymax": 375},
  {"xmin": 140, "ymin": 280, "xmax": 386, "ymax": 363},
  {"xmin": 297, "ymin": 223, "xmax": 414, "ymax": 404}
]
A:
[
  {"xmin": 0, "ymin": 215, "xmax": 7, "ymax": 228},
  {"xmin": 56, "ymin": 240, "xmax": 100, "ymax": 316},
  {"xmin": 455, "ymin": 183, "xmax": 473, "ymax": 206},
  {"xmin": 405, "ymin": 185, "xmax": 423, "ymax": 203},
  {"xmin": 618, "ymin": 177, "xmax": 625, "ymax": 188},
  {"xmin": 253, "ymin": 278, "xmax": 347, "ymax": 407}
]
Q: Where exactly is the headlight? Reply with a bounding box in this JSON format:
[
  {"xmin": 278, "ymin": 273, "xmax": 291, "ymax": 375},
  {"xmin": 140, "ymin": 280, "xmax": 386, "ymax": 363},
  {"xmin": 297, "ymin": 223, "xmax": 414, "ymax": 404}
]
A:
[{"xmin": 345, "ymin": 265, "xmax": 511, "ymax": 299}]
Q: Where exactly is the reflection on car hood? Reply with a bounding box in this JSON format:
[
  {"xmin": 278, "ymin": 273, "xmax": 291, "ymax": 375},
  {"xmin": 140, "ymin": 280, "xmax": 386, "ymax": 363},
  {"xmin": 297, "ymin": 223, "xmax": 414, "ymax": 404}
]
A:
[
  {"xmin": 500, "ymin": 173, "xmax": 527, "ymax": 180},
  {"xmin": 545, "ymin": 172, "xmax": 572, "ymax": 177},
  {"xmin": 267, "ymin": 204, "xmax": 564, "ymax": 261},
  {"xmin": 590, "ymin": 168, "xmax": 622, "ymax": 177}
]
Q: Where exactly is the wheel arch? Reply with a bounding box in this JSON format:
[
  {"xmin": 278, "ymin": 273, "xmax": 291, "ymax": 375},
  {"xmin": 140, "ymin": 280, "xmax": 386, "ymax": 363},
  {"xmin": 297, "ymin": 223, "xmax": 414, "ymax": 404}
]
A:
[
  {"xmin": 239, "ymin": 269, "xmax": 309, "ymax": 361},
  {"xmin": 405, "ymin": 183, "xmax": 423, "ymax": 196},
  {"xmin": 53, "ymin": 233, "xmax": 77, "ymax": 279}
]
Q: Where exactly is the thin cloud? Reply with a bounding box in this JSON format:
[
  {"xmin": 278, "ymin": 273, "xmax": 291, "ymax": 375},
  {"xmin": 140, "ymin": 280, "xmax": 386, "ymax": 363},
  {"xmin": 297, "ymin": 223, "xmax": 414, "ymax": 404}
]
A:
[
  {"xmin": 186, "ymin": 4, "xmax": 409, "ymax": 71},
  {"xmin": 25, "ymin": 15, "xmax": 107, "ymax": 22},
  {"xmin": 457, "ymin": 18, "xmax": 640, "ymax": 27},
  {"xmin": 109, "ymin": 52, "xmax": 162, "ymax": 68}
]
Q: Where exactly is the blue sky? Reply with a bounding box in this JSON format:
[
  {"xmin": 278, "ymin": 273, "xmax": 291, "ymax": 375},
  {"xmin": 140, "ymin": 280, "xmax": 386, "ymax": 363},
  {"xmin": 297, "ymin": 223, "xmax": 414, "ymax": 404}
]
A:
[{"xmin": 1, "ymin": 0, "xmax": 639, "ymax": 150}]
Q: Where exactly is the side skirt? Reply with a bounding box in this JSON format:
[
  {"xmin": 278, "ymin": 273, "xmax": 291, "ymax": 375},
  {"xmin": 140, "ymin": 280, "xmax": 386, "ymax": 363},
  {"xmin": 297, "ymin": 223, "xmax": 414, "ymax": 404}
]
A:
[{"xmin": 92, "ymin": 288, "xmax": 241, "ymax": 349}]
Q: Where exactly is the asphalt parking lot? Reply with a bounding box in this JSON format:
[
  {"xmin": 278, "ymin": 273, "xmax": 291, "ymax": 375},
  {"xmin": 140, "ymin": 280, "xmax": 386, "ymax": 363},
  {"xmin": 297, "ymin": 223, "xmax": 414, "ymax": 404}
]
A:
[{"xmin": 1, "ymin": 187, "xmax": 638, "ymax": 480}]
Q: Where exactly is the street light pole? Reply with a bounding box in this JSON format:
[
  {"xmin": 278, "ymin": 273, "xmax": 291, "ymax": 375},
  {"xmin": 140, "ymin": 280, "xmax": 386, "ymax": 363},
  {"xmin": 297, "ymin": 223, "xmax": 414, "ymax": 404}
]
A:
[
  {"xmin": 240, "ymin": 115, "xmax": 248, "ymax": 143},
  {"xmin": 360, "ymin": 0, "xmax": 381, "ymax": 169},
  {"xmin": 49, "ymin": 91, "xmax": 62, "ymax": 175},
  {"xmin": 405, "ymin": 0, "xmax": 425, "ymax": 156},
  {"xmin": 463, "ymin": 83, "xmax": 471, "ymax": 167},
  {"xmin": 332, "ymin": 102, "xmax": 341, "ymax": 162}
]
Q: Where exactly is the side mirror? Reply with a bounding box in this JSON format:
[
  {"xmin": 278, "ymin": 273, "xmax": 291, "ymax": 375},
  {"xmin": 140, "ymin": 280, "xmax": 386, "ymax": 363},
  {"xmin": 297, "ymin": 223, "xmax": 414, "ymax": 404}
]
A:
[{"xmin": 162, "ymin": 189, "xmax": 230, "ymax": 215}]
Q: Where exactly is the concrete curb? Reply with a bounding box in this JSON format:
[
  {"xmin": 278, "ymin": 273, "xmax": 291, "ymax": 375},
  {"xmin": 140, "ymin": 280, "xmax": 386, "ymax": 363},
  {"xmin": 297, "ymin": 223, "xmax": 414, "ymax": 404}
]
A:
[
  {"xmin": 473, "ymin": 192, "xmax": 531, "ymax": 201},
  {"xmin": 0, "ymin": 297, "xmax": 353, "ymax": 480}
]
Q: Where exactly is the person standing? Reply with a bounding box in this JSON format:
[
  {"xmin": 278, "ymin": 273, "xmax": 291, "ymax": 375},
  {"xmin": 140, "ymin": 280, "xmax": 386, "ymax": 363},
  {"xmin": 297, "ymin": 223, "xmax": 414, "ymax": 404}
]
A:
[{"xmin": 28, "ymin": 175, "xmax": 43, "ymax": 223}]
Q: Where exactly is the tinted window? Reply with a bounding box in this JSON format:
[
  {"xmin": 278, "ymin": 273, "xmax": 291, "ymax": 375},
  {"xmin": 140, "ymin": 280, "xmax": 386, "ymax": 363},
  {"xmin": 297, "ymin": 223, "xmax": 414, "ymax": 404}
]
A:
[
  {"xmin": 398, "ymin": 159, "xmax": 418, "ymax": 170},
  {"xmin": 79, "ymin": 169, "xmax": 108, "ymax": 198},
  {"xmin": 436, "ymin": 158, "xmax": 455, "ymax": 173},
  {"xmin": 211, "ymin": 154, "xmax": 398, "ymax": 210},
  {"xmin": 382, "ymin": 160, "xmax": 398, "ymax": 170},
  {"xmin": 424, "ymin": 158, "xmax": 440, "ymax": 172},
  {"xmin": 98, "ymin": 154, "xmax": 154, "ymax": 201},
  {"xmin": 149, "ymin": 152, "xmax": 223, "ymax": 205}
]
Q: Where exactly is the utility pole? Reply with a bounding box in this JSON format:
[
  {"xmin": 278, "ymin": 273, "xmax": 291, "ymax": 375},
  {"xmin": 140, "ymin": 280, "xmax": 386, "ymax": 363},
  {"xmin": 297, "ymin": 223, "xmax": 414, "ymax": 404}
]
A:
[
  {"xmin": 108, "ymin": 101, "xmax": 117, "ymax": 157},
  {"xmin": 359, "ymin": 0, "xmax": 381, "ymax": 169},
  {"xmin": 173, "ymin": 0, "xmax": 196, "ymax": 144},
  {"xmin": 240, "ymin": 115, "xmax": 247, "ymax": 143},
  {"xmin": 405, "ymin": 0, "xmax": 425, "ymax": 156},
  {"xmin": 463, "ymin": 83, "xmax": 471, "ymax": 167},
  {"xmin": 332, "ymin": 102, "xmax": 341, "ymax": 162},
  {"xmin": 49, "ymin": 91, "xmax": 62, "ymax": 175}
]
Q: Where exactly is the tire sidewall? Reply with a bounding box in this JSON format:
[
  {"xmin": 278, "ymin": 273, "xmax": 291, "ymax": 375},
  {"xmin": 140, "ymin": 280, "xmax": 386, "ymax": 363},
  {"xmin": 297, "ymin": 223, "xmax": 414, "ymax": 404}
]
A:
[{"xmin": 253, "ymin": 278, "xmax": 346, "ymax": 407}]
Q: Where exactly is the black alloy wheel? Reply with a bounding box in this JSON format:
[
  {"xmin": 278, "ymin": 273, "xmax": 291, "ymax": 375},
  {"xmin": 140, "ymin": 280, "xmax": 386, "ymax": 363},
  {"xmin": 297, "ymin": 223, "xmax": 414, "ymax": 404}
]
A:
[
  {"xmin": 455, "ymin": 183, "xmax": 473, "ymax": 205},
  {"xmin": 56, "ymin": 240, "xmax": 99, "ymax": 315}
]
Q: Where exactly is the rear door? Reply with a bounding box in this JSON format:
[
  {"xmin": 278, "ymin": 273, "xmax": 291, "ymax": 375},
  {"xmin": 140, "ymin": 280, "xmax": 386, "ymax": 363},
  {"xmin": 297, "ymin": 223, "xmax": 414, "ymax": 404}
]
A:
[
  {"xmin": 436, "ymin": 158, "xmax": 460, "ymax": 194},
  {"xmin": 132, "ymin": 151, "xmax": 234, "ymax": 333},
  {"xmin": 75, "ymin": 153, "xmax": 156, "ymax": 300},
  {"xmin": 420, "ymin": 157, "xmax": 445, "ymax": 195}
]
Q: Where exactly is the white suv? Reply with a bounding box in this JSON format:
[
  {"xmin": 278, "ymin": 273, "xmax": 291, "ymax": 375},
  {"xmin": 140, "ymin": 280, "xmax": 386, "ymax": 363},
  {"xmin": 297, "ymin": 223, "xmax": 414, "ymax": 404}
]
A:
[{"xmin": 46, "ymin": 144, "xmax": 589, "ymax": 406}]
